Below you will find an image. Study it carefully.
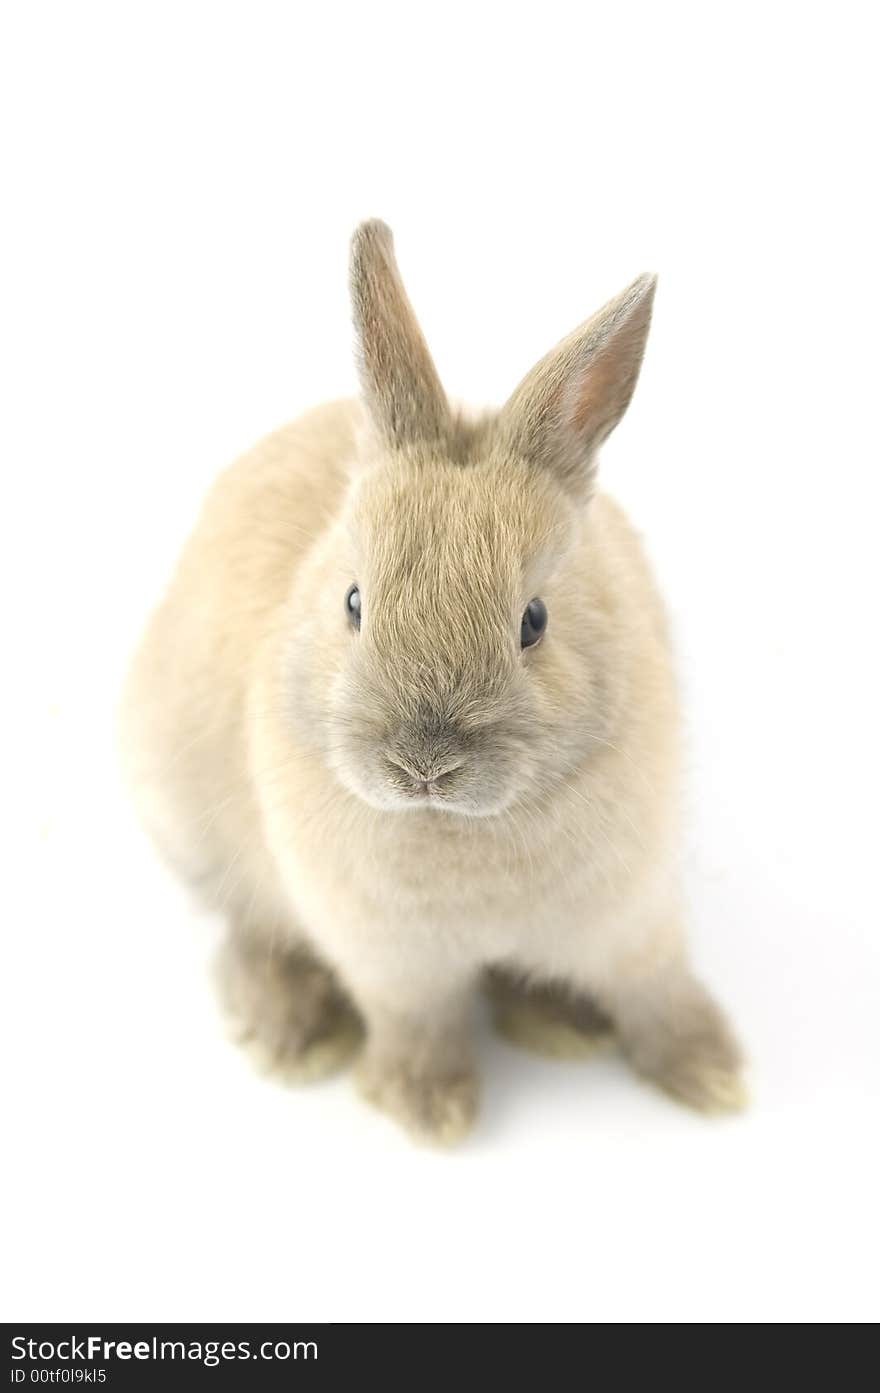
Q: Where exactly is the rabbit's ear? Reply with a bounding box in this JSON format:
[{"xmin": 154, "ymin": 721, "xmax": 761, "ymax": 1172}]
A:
[
  {"xmin": 500, "ymin": 273, "xmax": 656, "ymax": 496},
  {"xmin": 350, "ymin": 220, "xmax": 450, "ymax": 449}
]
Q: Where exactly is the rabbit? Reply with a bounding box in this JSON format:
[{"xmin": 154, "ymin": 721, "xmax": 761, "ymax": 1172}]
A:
[{"xmin": 120, "ymin": 219, "xmax": 745, "ymax": 1143}]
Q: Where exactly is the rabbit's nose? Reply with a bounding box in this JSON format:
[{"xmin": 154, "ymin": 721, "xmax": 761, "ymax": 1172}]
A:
[{"xmin": 384, "ymin": 751, "xmax": 465, "ymax": 796}]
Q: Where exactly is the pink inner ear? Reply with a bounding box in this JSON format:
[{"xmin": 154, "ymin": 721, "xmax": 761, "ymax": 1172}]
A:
[
  {"xmin": 568, "ymin": 320, "xmax": 643, "ymax": 442},
  {"xmin": 499, "ymin": 273, "xmax": 654, "ymax": 489},
  {"xmin": 570, "ymin": 357, "xmax": 612, "ymax": 436}
]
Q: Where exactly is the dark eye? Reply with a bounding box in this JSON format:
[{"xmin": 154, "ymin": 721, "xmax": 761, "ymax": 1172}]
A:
[
  {"xmin": 520, "ymin": 597, "xmax": 547, "ymax": 649},
  {"xmin": 345, "ymin": 583, "xmax": 361, "ymax": 630}
]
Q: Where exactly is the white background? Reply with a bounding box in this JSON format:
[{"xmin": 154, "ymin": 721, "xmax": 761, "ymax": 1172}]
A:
[{"xmin": 2, "ymin": 1, "xmax": 878, "ymax": 1323}]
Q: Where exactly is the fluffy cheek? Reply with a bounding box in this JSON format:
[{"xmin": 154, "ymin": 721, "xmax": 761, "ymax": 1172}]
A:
[
  {"xmin": 317, "ymin": 670, "xmax": 392, "ymax": 808},
  {"xmin": 327, "ymin": 741, "xmax": 407, "ymax": 813}
]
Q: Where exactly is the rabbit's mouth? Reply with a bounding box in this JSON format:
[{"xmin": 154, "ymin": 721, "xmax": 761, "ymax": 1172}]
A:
[{"xmin": 328, "ymin": 742, "xmax": 521, "ymax": 819}]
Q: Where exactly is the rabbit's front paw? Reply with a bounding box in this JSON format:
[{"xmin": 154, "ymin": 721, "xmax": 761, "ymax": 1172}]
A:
[
  {"xmin": 620, "ymin": 980, "xmax": 747, "ymax": 1115},
  {"xmin": 215, "ymin": 936, "xmax": 363, "ymax": 1083},
  {"xmin": 355, "ymin": 1053, "xmax": 478, "ymax": 1145}
]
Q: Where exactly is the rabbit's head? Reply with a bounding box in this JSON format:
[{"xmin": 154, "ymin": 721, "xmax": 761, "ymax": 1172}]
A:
[{"xmin": 289, "ymin": 221, "xmax": 655, "ymax": 818}]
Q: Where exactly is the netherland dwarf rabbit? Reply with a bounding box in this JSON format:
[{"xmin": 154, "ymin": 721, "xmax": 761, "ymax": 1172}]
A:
[{"xmin": 121, "ymin": 220, "xmax": 744, "ymax": 1142}]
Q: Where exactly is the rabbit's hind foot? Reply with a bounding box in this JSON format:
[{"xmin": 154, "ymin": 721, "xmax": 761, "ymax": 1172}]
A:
[
  {"xmin": 487, "ymin": 969, "xmax": 615, "ymax": 1060},
  {"xmin": 215, "ymin": 931, "xmax": 363, "ymax": 1084}
]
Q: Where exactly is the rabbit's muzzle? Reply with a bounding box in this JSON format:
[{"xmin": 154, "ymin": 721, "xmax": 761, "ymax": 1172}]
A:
[
  {"xmin": 327, "ymin": 682, "xmax": 532, "ymax": 817},
  {"xmin": 383, "ymin": 750, "xmax": 465, "ymax": 802}
]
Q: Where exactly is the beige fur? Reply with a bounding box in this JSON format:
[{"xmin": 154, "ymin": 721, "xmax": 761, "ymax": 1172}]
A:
[{"xmin": 120, "ymin": 220, "xmax": 744, "ymax": 1142}]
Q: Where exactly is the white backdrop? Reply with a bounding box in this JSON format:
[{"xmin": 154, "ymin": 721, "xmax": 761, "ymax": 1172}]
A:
[{"xmin": 3, "ymin": 1, "xmax": 878, "ymax": 1322}]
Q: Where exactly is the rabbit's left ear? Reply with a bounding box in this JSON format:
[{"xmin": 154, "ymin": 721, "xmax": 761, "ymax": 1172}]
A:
[
  {"xmin": 499, "ymin": 273, "xmax": 656, "ymax": 497},
  {"xmin": 350, "ymin": 220, "xmax": 451, "ymax": 450}
]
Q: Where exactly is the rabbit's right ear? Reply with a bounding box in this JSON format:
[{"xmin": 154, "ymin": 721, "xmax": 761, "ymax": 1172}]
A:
[
  {"xmin": 350, "ymin": 220, "xmax": 450, "ymax": 451},
  {"xmin": 499, "ymin": 273, "xmax": 656, "ymax": 498}
]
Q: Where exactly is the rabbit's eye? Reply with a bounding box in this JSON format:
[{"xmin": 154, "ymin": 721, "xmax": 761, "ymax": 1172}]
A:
[
  {"xmin": 520, "ymin": 597, "xmax": 547, "ymax": 649},
  {"xmin": 345, "ymin": 583, "xmax": 361, "ymax": 630}
]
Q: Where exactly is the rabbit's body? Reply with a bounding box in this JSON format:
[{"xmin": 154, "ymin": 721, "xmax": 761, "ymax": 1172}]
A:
[
  {"xmin": 123, "ymin": 402, "xmax": 360, "ymax": 910},
  {"xmin": 122, "ymin": 223, "xmax": 743, "ymax": 1141}
]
